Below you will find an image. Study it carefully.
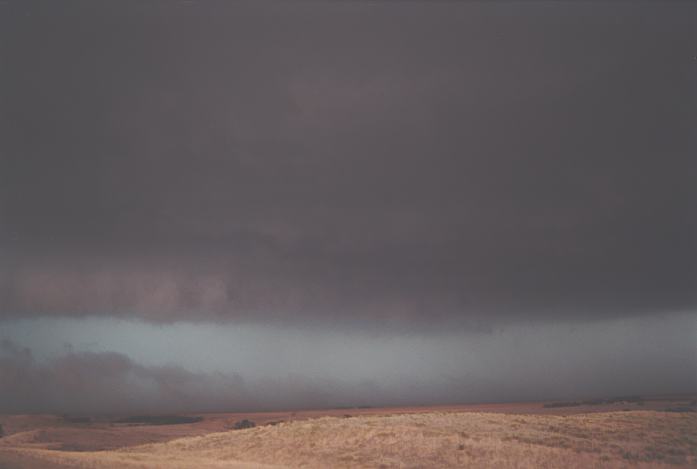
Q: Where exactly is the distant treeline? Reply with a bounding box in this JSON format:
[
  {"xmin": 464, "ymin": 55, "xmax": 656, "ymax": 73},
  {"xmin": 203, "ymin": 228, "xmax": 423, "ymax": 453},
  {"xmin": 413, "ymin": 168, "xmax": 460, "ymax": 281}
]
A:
[
  {"xmin": 663, "ymin": 407, "xmax": 695, "ymax": 413},
  {"xmin": 543, "ymin": 396, "xmax": 644, "ymax": 408},
  {"xmin": 62, "ymin": 416, "xmax": 92, "ymax": 424},
  {"xmin": 113, "ymin": 415, "xmax": 203, "ymax": 425}
]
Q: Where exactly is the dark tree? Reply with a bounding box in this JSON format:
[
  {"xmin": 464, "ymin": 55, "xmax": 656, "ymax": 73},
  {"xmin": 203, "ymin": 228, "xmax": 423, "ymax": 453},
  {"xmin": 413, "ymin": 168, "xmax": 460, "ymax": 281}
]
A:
[{"xmin": 233, "ymin": 419, "xmax": 255, "ymax": 430}]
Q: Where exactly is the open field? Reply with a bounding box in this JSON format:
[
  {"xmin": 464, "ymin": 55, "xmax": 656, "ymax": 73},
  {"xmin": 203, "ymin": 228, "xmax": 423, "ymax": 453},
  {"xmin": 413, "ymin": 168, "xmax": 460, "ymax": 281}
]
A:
[{"xmin": 1, "ymin": 397, "xmax": 695, "ymax": 468}]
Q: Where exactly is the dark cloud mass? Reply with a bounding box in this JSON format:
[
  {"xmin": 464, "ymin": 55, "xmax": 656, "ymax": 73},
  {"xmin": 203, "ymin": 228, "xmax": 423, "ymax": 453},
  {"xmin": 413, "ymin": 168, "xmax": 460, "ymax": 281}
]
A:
[{"xmin": 0, "ymin": 1, "xmax": 695, "ymax": 328}]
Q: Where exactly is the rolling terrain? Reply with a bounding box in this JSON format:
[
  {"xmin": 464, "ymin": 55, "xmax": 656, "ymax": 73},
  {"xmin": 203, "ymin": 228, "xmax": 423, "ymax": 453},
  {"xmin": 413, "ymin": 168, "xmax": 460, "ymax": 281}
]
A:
[{"xmin": 1, "ymin": 397, "xmax": 695, "ymax": 468}]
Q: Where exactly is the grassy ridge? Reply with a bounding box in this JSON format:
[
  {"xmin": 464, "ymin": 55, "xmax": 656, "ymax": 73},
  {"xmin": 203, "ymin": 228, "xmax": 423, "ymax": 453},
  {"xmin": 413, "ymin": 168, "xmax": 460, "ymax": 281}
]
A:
[{"xmin": 1, "ymin": 411, "xmax": 695, "ymax": 468}]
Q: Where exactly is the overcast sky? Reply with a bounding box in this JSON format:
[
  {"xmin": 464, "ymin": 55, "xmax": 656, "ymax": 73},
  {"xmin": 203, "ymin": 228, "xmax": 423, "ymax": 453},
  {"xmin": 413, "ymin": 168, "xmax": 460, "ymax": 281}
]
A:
[{"xmin": 0, "ymin": 1, "xmax": 695, "ymax": 413}]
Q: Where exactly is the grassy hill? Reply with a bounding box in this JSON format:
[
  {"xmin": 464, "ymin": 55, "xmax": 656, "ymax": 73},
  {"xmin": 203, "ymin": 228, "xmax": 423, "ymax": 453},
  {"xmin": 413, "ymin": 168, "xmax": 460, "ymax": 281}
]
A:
[{"xmin": 1, "ymin": 410, "xmax": 695, "ymax": 468}]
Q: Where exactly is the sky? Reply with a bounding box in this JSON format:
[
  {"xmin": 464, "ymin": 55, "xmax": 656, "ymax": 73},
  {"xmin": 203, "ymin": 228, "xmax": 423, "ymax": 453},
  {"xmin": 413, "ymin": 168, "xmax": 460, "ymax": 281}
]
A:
[{"xmin": 0, "ymin": 1, "xmax": 695, "ymax": 413}]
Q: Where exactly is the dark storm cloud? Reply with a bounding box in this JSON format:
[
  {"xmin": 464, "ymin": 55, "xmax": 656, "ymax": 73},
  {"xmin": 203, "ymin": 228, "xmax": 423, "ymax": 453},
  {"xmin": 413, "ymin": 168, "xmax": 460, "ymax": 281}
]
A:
[{"xmin": 1, "ymin": 1, "xmax": 695, "ymax": 327}]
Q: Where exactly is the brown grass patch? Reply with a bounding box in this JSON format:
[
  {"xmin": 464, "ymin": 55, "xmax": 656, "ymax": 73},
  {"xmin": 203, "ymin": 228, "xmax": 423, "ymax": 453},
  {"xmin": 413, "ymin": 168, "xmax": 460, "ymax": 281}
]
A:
[{"xmin": 1, "ymin": 410, "xmax": 695, "ymax": 468}]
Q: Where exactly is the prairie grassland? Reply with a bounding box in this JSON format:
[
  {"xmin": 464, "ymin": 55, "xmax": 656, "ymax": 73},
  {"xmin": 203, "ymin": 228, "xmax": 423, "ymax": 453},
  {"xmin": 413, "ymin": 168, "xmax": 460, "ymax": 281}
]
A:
[{"xmin": 1, "ymin": 411, "xmax": 695, "ymax": 468}]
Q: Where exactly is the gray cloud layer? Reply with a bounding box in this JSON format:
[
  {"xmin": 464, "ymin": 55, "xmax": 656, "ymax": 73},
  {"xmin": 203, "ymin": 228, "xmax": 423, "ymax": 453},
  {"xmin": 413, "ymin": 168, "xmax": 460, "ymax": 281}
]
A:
[
  {"xmin": 1, "ymin": 1, "xmax": 695, "ymax": 328},
  {"xmin": 2, "ymin": 310, "xmax": 696, "ymax": 413}
]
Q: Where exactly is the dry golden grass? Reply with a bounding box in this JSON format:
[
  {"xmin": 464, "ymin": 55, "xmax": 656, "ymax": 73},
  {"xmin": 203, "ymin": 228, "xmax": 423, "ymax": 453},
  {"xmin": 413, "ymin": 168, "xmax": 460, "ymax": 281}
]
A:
[{"xmin": 1, "ymin": 410, "xmax": 695, "ymax": 468}]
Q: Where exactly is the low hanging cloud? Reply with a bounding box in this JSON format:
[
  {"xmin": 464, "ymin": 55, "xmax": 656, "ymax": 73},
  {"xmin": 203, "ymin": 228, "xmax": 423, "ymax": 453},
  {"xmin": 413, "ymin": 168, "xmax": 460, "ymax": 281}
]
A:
[
  {"xmin": 0, "ymin": 338, "xmax": 388, "ymax": 414},
  {"xmin": 1, "ymin": 309, "xmax": 695, "ymax": 414}
]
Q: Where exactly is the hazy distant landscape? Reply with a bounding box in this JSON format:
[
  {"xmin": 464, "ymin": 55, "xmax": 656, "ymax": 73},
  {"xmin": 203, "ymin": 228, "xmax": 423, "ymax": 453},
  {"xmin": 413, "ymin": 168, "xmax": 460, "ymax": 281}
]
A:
[{"xmin": 1, "ymin": 396, "xmax": 695, "ymax": 468}]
